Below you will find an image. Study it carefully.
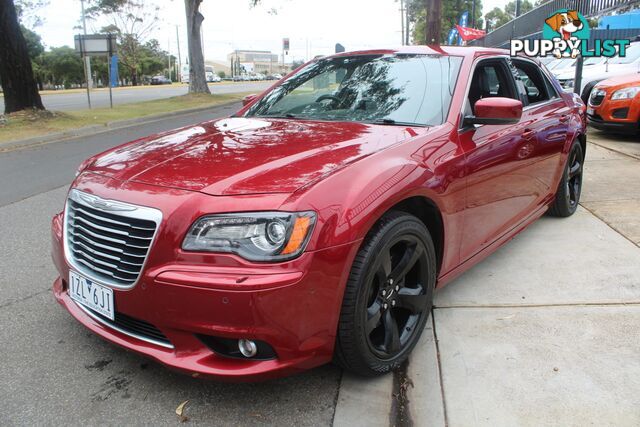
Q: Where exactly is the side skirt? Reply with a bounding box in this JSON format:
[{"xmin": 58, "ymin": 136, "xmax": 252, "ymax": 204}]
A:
[{"xmin": 435, "ymin": 202, "xmax": 550, "ymax": 289}]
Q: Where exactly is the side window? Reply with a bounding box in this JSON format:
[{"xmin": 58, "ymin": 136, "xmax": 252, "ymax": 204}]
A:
[
  {"xmin": 467, "ymin": 60, "xmax": 517, "ymax": 114},
  {"xmin": 511, "ymin": 59, "xmax": 557, "ymax": 105}
]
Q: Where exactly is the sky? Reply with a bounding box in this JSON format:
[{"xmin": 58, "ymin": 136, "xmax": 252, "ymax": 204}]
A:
[{"xmin": 31, "ymin": 0, "xmax": 510, "ymax": 64}]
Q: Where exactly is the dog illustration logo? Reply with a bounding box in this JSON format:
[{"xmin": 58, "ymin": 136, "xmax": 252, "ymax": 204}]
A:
[
  {"xmin": 545, "ymin": 11, "xmax": 583, "ymax": 40},
  {"xmin": 543, "ymin": 9, "xmax": 589, "ymax": 58},
  {"xmin": 510, "ymin": 8, "xmax": 629, "ymax": 59}
]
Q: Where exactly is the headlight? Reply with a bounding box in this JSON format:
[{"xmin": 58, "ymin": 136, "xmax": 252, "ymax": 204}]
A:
[
  {"xmin": 182, "ymin": 211, "xmax": 316, "ymax": 261},
  {"xmin": 611, "ymin": 86, "xmax": 640, "ymax": 100}
]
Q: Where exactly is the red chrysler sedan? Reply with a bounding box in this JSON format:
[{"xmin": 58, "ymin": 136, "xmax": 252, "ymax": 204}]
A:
[{"xmin": 51, "ymin": 46, "xmax": 586, "ymax": 381}]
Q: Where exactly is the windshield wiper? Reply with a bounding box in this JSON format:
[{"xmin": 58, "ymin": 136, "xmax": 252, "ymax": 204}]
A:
[
  {"xmin": 368, "ymin": 118, "xmax": 427, "ymax": 127},
  {"xmin": 258, "ymin": 113, "xmax": 297, "ymax": 119}
]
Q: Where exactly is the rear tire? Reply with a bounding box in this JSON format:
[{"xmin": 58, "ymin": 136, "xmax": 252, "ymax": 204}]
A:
[
  {"xmin": 334, "ymin": 212, "xmax": 436, "ymax": 376},
  {"xmin": 549, "ymin": 140, "xmax": 584, "ymax": 217}
]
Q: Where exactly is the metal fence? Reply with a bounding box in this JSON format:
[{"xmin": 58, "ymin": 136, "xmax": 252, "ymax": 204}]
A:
[{"xmin": 471, "ymin": 0, "xmax": 640, "ymax": 47}]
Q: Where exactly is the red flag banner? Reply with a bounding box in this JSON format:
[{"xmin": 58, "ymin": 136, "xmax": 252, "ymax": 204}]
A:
[{"xmin": 456, "ymin": 25, "xmax": 486, "ymax": 41}]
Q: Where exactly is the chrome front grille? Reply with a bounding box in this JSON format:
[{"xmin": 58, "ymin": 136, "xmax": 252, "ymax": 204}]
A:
[{"xmin": 64, "ymin": 190, "xmax": 162, "ymax": 288}]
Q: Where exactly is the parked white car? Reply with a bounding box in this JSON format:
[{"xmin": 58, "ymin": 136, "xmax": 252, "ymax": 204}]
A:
[{"xmin": 554, "ymin": 42, "xmax": 640, "ymax": 102}]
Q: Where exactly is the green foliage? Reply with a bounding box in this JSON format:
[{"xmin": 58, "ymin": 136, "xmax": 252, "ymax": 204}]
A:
[
  {"xmin": 485, "ymin": 0, "xmax": 534, "ymax": 31},
  {"xmin": 40, "ymin": 46, "xmax": 84, "ymax": 88},
  {"xmin": 217, "ymin": 71, "xmax": 226, "ymax": 78},
  {"xmin": 21, "ymin": 25, "xmax": 44, "ymax": 59},
  {"xmin": 88, "ymin": 0, "xmax": 159, "ymax": 85},
  {"xmin": 408, "ymin": 0, "xmax": 484, "ymax": 44}
]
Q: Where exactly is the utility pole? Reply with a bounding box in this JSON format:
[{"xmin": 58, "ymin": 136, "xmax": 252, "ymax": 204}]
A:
[
  {"xmin": 167, "ymin": 36, "xmax": 171, "ymax": 80},
  {"xmin": 405, "ymin": 2, "xmax": 410, "ymax": 45},
  {"xmin": 515, "ymin": 0, "xmax": 521, "ymax": 17},
  {"xmin": 400, "ymin": 0, "xmax": 405, "ymax": 45},
  {"xmin": 425, "ymin": 0, "xmax": 442, "ymax": 44},
  {"xmin": 176, "ymin": 25, "xmax": 182, "ymax": 82},
  {"xmin": 80, "ymin": 0, "xmax": 92, "ymax": 108}
]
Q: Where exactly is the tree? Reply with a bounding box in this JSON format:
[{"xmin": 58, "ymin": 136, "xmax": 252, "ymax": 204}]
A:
[
  {"xmin": 485, "ymin": 6, "xmax": 508, "ymax": 31},
  {"xmin": 0, "ymin": 0, "xmax": 44, "ymax": 113},
  {"xmin": 41, "ymin": 46, "xmax": 85, "ymax": 89},
  {"xmin": 486, "ymin": 0, "xmax": 533, "ymax": 31},
  {"xmin": 87, "ymin": 0, "xmax": 159, "ymax": 85},
  {"xmin": 184, "ymin": 0, "xmax": 209, "ymax": 93},
  {"xmin": 424, "ymin": 0, "xmax": 441, "ymax": 44},
  {"xmin": 409, "ymin": 0, "xmax": 484, "ymax": 44}
]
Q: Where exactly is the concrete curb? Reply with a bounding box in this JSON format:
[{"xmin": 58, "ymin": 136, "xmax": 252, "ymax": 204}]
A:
[
  {"xmin": 332, "ymin": 373, "xmax": 394, "ymax": 427},
  {"xmin": 0, "ymin": 100, "xmax": 241, "ymax": 153}
]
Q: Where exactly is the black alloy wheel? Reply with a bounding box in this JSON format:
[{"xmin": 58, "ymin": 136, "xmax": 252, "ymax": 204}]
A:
[
  {"xmin": 549, "ymin": 140, "xmax": 584, "ymax": 217},
  {"xmin": 566, "ymin": 143, "xmax": 583, "ymax": 209},
  {"xmin": 335, "ymin": 212, "xmax": 436, "ymax": 376}
]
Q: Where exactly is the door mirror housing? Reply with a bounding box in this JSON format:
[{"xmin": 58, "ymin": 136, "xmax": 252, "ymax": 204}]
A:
[
  {"xmin": 242, "ymin": 94, "xmax": 258, "ymax": 106},
  {"xmin": 464, "ymin": 97, "xmax": 523, "ymax": 126}
]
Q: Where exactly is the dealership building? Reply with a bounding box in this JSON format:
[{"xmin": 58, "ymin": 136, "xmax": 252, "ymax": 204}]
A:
[{"xmin": 227, "ymin": 49, "xmax": 286, "ymax": 76}]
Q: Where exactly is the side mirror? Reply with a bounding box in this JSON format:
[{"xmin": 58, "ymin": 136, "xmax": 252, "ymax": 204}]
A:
[
  {"xmin": 242, "ymin": 94, "xmax": 258, "ymax": 106},
  {"xmin": 464, "ymin": 97, "xmax": 523, "ymax": 126}
]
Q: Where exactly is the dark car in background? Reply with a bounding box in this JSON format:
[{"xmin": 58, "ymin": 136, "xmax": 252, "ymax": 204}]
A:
[{"xmin": 150, "ymin": 75, "xmax": 172, "ymax": 85}]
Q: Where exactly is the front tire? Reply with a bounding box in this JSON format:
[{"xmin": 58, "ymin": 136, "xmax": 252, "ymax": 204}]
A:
[
  {"xmin": 549, "ymin": 140, "xmax": 584, "ymax": 217},
  {"xmin": 334, "ymin": 212, "xmax": 436, "ymax": 376}
]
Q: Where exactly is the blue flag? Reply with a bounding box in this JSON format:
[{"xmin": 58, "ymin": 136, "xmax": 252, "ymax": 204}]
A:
[
  {"xmin": 110, "ymin": 55, "xmax": 119, "ymax": 88},
  {"xmin": 447, "ymin": 28, "xmax": 458, "ymax": 45},
  {"xmin": 459, "ymin": 11, "xmax": 469, "ymax": 27}
]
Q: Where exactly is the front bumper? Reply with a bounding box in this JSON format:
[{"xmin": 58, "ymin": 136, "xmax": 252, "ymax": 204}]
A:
[
  {"xmin": 587, "ymin": 113, "xmax": 639, "ymax": 134},
  {"xmin": 51, "ymin": 209, "xmax": 359, "ymax": 381},
  {"xmin": 588, "ymin": 96, "xmax": 639, "ymax": 134}
]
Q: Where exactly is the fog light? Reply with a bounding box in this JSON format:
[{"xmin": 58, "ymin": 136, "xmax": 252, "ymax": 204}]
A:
[{"xmin": 238, "ymin": 339, "xmax": 258, "ymax": 357}]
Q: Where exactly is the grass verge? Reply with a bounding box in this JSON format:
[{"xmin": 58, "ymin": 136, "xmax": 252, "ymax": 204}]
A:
[{"xmin": 0, "ymin": 93, "xmax": 248, "ymax": 144}]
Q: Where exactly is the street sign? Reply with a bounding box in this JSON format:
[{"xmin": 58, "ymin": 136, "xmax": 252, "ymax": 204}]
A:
[
  {"xmin": 74, "ymin": 34, "xmax": 117, "ymax": 56},
  {"xmin": 75, "ymin": 34, "xmax": 117, "ymax": 108},
  {"xmin": 283, "ymin": 38, "xmax": 290, "ymax": 52}
]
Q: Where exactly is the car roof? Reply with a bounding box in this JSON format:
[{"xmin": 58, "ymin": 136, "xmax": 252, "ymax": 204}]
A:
[{"xmin": 327, "ymin": 45, "xmax": 509, "ymax": 59}]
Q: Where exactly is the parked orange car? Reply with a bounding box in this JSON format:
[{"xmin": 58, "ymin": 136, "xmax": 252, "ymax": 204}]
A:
[{"xmin": 587, "ymin": 74, "xmax": 640, "ymax": 134}]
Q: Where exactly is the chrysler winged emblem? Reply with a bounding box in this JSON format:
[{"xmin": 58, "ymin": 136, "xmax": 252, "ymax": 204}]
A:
[{"xmin": 78, "ymin": 193, "xmax": 137, "ymax": 212}]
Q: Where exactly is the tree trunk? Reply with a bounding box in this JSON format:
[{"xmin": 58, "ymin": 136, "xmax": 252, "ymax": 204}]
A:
[
  {"xmin": 0, "ymin": 0, "xmax": 44, "ymax": 113},
  {"xmin": 184, "ymin": 0, "xmax": 210, "ymax": 94},
  {"xmin": 424, "ymin": 0, "xmax": 442, "ymax": 44}
]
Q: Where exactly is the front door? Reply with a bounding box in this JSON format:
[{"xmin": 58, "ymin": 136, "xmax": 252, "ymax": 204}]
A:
[{"xmin": 459, "ymin": 58, "xmax": 545, "ymax": 262}]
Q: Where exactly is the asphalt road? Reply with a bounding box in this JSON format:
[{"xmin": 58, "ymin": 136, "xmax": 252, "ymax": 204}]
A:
[
  {"xmin": 0, "ymin": 81, "xmax": 271, "ymax": 111},
  {"xmin": 0, "ymin": 104, "xmax": 342, "ymax": 426}
]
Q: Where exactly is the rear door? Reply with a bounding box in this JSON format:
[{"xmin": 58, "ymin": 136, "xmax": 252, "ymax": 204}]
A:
[
  {"xmin": 458, "ymin": 57, "xmax": 543, "ymax": 262},
  {"xmin": 510, "ymin": 58, "xmax": 570, "ymax": 193}
]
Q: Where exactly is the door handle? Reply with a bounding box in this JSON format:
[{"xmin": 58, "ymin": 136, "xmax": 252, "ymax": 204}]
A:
[
  {"xmin": 522, "ymin": 129, "xmax": 536, "ymax": 141},
  {"xmin": 559, "ymin": 114, "xmax": 570, "ymax": 123}
]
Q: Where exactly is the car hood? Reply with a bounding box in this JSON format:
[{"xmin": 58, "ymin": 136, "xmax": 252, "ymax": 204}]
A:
[
  {"xmin": 595, "ymin": 72, "xmax": 640, "ymax": 89},
  {"xmin": 554, "ymin": 63, "xmax": 637, "ymax": 81},
  {"xmin": 87, "ymin": 117, "xmax": 420, "ymax": 196}
]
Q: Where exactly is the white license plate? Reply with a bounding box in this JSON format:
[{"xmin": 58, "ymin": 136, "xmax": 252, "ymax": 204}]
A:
[
  {"xmin": 69, "ymin": 270, "xmax": 114, "ymax": 320},
  {"xmin": 587, "ymin": 107, "xmax": 594, "ymax": 115}
]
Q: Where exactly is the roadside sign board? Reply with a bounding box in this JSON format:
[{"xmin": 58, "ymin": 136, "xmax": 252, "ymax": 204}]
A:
[{"xmin": 74, "ymin": 34, "xmax": 117, "ymax": 56}]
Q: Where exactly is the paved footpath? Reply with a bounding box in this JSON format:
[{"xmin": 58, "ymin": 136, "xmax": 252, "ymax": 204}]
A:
[{"xmin": 402, "ymin": 141, "xmax": 640, "ymax": 426}]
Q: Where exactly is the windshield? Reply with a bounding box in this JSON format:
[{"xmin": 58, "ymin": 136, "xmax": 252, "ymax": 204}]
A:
[
  {"xmin": 609, "ymin": 43, "xmax": 640, "ymax": 64},
  {"xmin": 245, "ymin": 54, "xmax": 463, "ymax": 126}
]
